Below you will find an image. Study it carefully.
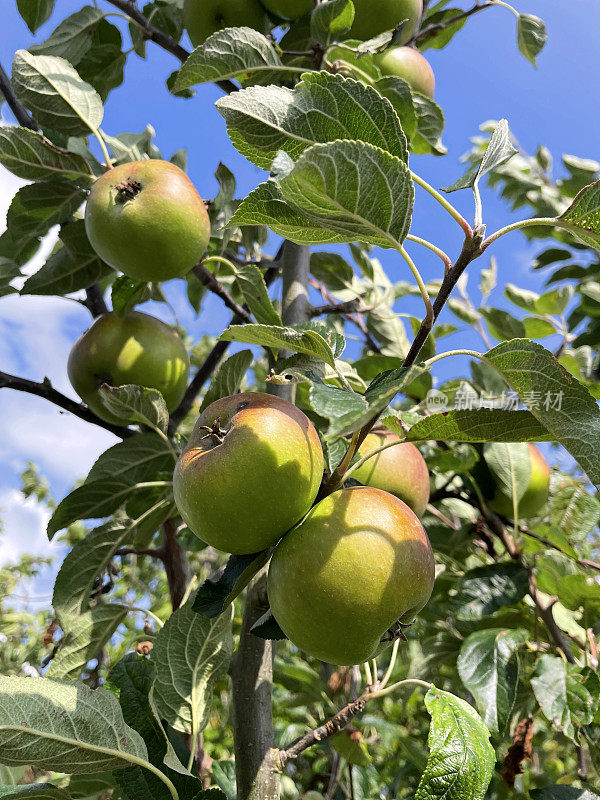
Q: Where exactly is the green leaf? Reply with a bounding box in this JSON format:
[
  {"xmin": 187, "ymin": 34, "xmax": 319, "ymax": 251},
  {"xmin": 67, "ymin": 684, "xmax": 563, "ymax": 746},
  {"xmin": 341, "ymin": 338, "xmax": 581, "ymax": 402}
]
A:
[
  {"xmin": 447, "ymin": 298, "xmax": 480, "ymax": 325},
  {"xmin": 504, "ymin": 283, "xmax": 540, "ymax": 312},
  {"xmin": 216, "ymin": 71, "xmax": 408, "ymax": 171},
  {"xmin": 549, "ymin": 475, "xmax": 600, "ymax": 543},
  {"xmin": 232, "ymin": 265, "xmax": 282, "ymax": 326},
  {"xmin": 111, "ymin": 275, "xmax": 153, "ymax": 316},
  {"xmin": 0, "ymin": 127, "xmax": 91, "ymax": 181},
  {"xmin": 480, "ymin": 256, "xmax": 497, "ymax": 300},
  {"xmin": 87, "ymin": 433, "xmax": 174, "ymax": 485},
  {"xmin": 193, "ymin": 551, "xmax": 272, "ymax": 618},
  {"xmin": 228, "ymin": 181, "xmax": 348, "ymax": 245},
  {"xmin": 0, "ymin": 676, "xmax": 148, "ymax": 773},
  {"xmin": 200, "ymin": 350, "xmax": 253, "ymax": 412},
  {"xmin": 406, "ymin": 410, "xmax": 552, "ymax": 443},
  {"xmin": 484, "ymin": 442, "xmax": 531, "ymax": 505},
  {"xmin": 174, "ymin": 27, "xmax": 283, "ymax": 89},
  {"xmin": 415, "ymin": 688, "xmax": 495, "ymax": 800},
  {"xmin": 219, "ymin": 324, "xmax": 336, "ymax": 367},
  {"xmin": 12, "ymin": 50, "xmax": 103, "ymax": 136},
  {"xmin": 531, "ymin": 788, "xmax": 600, "ymax": 800},
  {"xmin": 426, "ymin": 443, "xmax": 478, "ymax": 474},
  {"xmin": 537, "ymin": 286, "xmax": 573, "ymax": 315},
  {"xmin": 559, "ymin": 180, "xmax": 600, "ymax": 249},
  {"xmin": 411, "ymin": 94, "xmax": 447, "ymax": 156},
  {"xmin": 331, "ymin": 730, "xmax": 371, "ymax": 767},
  {"xmin": 442, "ymin": 119, "xmax": 517, "ymax": 193},
  {"xmin": 485, "ymin": 339, "xmax": 600, "ymax": 488},
  {"xmin": 310, "ymin": 251, "xmax": 356, "ymax": 294},
  {"xmin": 30, "ymin": 6, "xmax": 104, "ymax": 64},
  {"xmin": 480, "ymin": 307, "xmax": 526, "ymax": 341},
  {"xmin": 211, "ymin": 761, "xmax": 236, "ymax": 800},
  {"xmin": 517, "ymin": 14, "xmax": 547, "ymax": 66},
  {"xmin": 311, "ymin": 0, "xmax": 354, "ymax": 45},
  {"xmin": 454, "ymin": 563, "xmax": 529, "ymax": 621},
  {"xmin": 0, "ymin": 786, "xmax": 70, "ymax": 799},
  {"xmin": 0, "ymin": 259, "xmax": 22, "ymax": 298},
  {"xmin": 98, "ymin": 384, "xmax": 170, "ymax": 433},
  {"xmin": 374, "ymin": 76, "xmax": 417, "ymax": 141},
  {"xmin": 6, "ymin": 180, "xmax": 85, "ymax": 266},
  {"xmin": 22, "ymin": 220, "xmax": 113, "ymax": 296},
  {"xmin": 151, "ymin": 598, "xmax": 233, "ymax": 735},
  {"xmin": 77, "ymin": 20, "xmax": 126, "ymax": 102},
  {"xmin": 277, "ymin": 140, "xmax": 414, "ymax": 249},
  {"xmin": 457, "ymin": 628, "xmax": 527, "ymax": 736},
  {"xmin": 531, "ymin": 655, "xmax": 600, "ymax": 742},
  {"xmin": 17, "ymin": 0, "xmax": 56, "ymax": 33}
]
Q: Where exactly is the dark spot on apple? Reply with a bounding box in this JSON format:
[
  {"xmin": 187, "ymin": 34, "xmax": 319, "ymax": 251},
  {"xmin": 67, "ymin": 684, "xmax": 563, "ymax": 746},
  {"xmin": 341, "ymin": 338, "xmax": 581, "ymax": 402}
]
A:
[
  {"xmin": 237, "ymin": 401, "xmax": 249, "ymax": 411},
  {"xmin": 114, "ymin": 178, "xmax": 143, "ymax": 204}
]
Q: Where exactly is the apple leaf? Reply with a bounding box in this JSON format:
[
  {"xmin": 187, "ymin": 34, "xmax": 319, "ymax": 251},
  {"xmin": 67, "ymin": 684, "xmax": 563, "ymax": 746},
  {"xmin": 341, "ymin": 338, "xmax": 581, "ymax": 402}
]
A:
[
  {"xmin": 485, "ymin": 339, "xmax": 600, "ymax": 488},
  {"xmin": 216, "ymin": 71, "xmax": 408, "ymax": 170},
  {"xmin": 193, "ymin": 550, "xmax": 272, "ymax": 619},
  {"xmin": 411, "ymin": 94, "xmax": 447, "ymax": 156},
  {"xmin": 311, "ymin": 0, "xmax": 354, "ymax": 45},
  {"xmin": 98, "ymin": 384, "xmax": 170, "ymax": 433},
  {"xmin": 6, "ymin": 180, "xmax": 86, "ymax": 266},
  {"xmin": 454, "ymin": 563, "xmax": 529, "ymax": 621},
  {"xmin": 484, "ymin": 442, "xmax": 531, "ymax": 506},
  {"xmin": 0, "ymin": 676, "xmax": 148, "ymax": 773},
  {"xmin": 22, "ymin": 220, "xmax": 113, "ymax": 296},
  {"xmin": 531, "ymin": 788, "xmax": 600, "ymax": 800},
  {"xmin": 531, "ymin": 655, "xmax": 600, "ymax": 743},
  {"xmin": 457, "ymin": 628, "xmax": 527, "ymax": 736},
  {"xmin": 0, "ymin": 127, "xmax": 91, "ymax": 181},
  {"xmin": 228, "ymin": 181, "xmax": 348, "ymax": 245},
  {"xmin": 219, "ymin": 323, "xmax": 337, "ymax": 367},
  {"xmin": 12, "ymin": 50, "xmax": 103, "ymax": 136},
  {"xmin": 415, "ymin": 688, "xmax": 494, "ymax": 800},
  {"xmin": 405, "ymin": 410, "xmax": 552, "ymax": 443},
  {"xmin": 559, "ymin": 180, "xmax": 600, "ymax": 249},
  {"xmin": 442, "ymin": 119, "xmax": 516, "ymax": 193},
  {"xmin": 374, "ymin": 76, "xmax": 418, "ymax": 140},
  {"xmin": 249, "ymin": 610, "xmax": 288, "ymax": 641},
  {"xmin": 549, "ymin": 475, "xmax": 600, "ymax": 543},
  {"xmin": 517, "ymin": 14, "xmax": 547, "ymax": 67},
  {"xmin": 0, "ymin": 786, "xmax": 70, "ymax": 799},
  {"xmin": 232, "ymin": 266, "xmax": 282, "ymax": 326},
  {"xmin": 16, "ymin": 0, "xmax": 56, "ymax": 34},
  {"xmin": 174, "ymin": 27, "xmax": 283, "ymax": 89},
  {"xmin": 277, "ymin": 140, "xmax": 414, "ymax": 249},
  {"xmin": 151, "ymin": 598, "xmax": 233, "ymax": 735},
  {"xmin": 200, "ymin": 349, "xmax": 253, "ymax": 411},
  {"xmin": 29, "ymin": 6, "xmax": 104, "ymax": 65},
  {"xmin": 0, "ymin": 259, "xmax": 22, "ymax": 298}
]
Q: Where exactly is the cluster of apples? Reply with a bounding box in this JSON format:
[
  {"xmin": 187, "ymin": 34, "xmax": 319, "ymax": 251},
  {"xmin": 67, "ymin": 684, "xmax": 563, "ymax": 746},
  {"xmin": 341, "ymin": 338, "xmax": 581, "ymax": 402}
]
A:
[
  {"xmin": 184, "ymin": 0, "xmax": 436, "ymax": 99},
  {"xmin": 173, "ymin": 393, "xmax": 436, "ymax": 665}
]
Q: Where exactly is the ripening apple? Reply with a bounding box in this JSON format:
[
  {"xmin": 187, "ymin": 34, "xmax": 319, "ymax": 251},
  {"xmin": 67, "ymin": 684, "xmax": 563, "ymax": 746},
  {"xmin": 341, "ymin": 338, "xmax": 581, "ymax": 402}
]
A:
[
  {"xmin": 268, "ymin": 486, "xmax": 435, "ymax": 665},
  {"xmin": 259, "ymin": 0, "xmax": 312, "ymax": 20},
  {"xmin": 350, "ymin": 0, "xmax": 423, "ymax": 43},
  {"xmin": 173, "ymin": 393, "xmax": 324, "ymax": 554},
  {"xmin": 184, "ymin": 0, "xmax": 270, "ymax": 46},
  {"xmin": 68, "ymin": 311, "xmax": 190, "ymax": 425},
  {"xmin": 352, "ymin": 431, "xmax": 430, "ymax": 517},
  {"xmin": 488, "ymin": 443, "xmax": 551, "ymax": 519},
  {"xmin": 85, "ymin": 160, "xmax": 210, "ymax": 282},
  {"xmin": 373, "ymin": 46, "xmax": 435, "ymax": 98}
]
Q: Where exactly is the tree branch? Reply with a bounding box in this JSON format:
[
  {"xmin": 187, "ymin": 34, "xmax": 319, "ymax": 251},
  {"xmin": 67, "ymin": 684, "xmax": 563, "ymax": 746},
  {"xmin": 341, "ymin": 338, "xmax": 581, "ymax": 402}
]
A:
[
  {"xmin": 162, "ymin": 518, "xmax": 190, "ymax": 611},
  {"xmin": 0, "ymin": 370, "xmax": 133, "ymax": 438},
  {"xmin": 192, "ymin": 263, "xmax": 253, "ymax": 323},
  {"xmin": 0, "ymin": 61, "xmax": 37, "ymax": 130},
  {"xmin": 309, "ymin": 298, "xmax": 364, "ymax": 318},
  {"xmin": 410, "ymin": 1, "xmax": 497, "ymax": 46},
  {"xmin": 308, "ymin": 278, "xmax": 380, "ymax": 353},
  {"xmin": 84, "ymin": 284, "xmax": 109, "ymax": 318},
  {"xmin": 102, "ymin": 0, "xmax": 238, "ymax": 94}
]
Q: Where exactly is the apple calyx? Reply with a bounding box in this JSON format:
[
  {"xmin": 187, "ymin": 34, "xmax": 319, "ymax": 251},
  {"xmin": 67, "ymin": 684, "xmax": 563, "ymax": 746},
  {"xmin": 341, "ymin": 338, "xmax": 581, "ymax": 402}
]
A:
[
  {"xmin": 380, "ymin": 619, "xmax": 414, "ymax": 644},
  {"xmin": 114, "ymin": 178, "xmax": 143, "ymax": 204},
  {"xmin": 197, "ymin": 416, "xmax": 230, "ymax": 445}
]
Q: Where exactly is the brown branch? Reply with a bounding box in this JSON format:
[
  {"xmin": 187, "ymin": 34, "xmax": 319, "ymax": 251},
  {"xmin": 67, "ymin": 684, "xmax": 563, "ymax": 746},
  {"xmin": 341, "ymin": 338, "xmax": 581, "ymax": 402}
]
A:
[
  {"xmin": 192, "ymin": 263, "xmax": 254, "ymax": 323},
  {"xmin": 84, "ymin": 284, "xmax": 109, "ymax": 318},
  {"xmin": 0, "ymin": 62, "xmax": 37, "ymax": 130},
  {"xmin": 410, "ymin": 1, "xmax": 497, "ymax": 46},
  {"xmin": 103, "ymin": 0, "xmax": 238, "ymax": 94},
  {"xmin": 162, "ymin": 518, "xmax": 190, "ymax": 611},
  {"xmin": 115, "ymin": 546, "xmax": 165, "ymax": 560},
  {"xmin": 308, "ymin": 278, "xmax": 380, "ymax": 353},
  {"xmin": 309, "ymin": 298, "xmax": 364, "ymax": 318},
  {"xmin": 0, "ymin": 370, "xmax": 133, "ymax": 438}
]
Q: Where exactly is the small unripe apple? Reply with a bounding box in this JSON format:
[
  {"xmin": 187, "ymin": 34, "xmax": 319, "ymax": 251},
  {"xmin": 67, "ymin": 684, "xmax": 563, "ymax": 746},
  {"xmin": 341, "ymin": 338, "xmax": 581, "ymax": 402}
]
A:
[
  {"xmin": 488, "ymin": 443, "xmax": 551, "ymax": 519},
  {"xmin": 268, "ymin": 486, "xmax": 435, "ymax": 665},
  {"xmin": 350, "ymin": 0, "xmax": 422, "ymax": 43},
  {"xmin": 173, "ymin": 393, "xmax": 324, "ymax": 554},
  {"xmin": 259, "ymin": 0, "xmax": 312, "ymax": 21},
  {"xmin": 68, "ymin": 312, "xmax": 190, "ymax": 425},
  {"xmin": 373, "ymin": 46, "xmax": 435, "ymax": 98},
  {"xmin": 352, "ymin": 432, "xmax": 430, "ymax": 517},
  {"xmin": 184, "ymin": 0, "xmax": 270, "ymax": 46},
  {"xmin": 85, "ymin": 160, "xmax": 210, "ymax": 282}
]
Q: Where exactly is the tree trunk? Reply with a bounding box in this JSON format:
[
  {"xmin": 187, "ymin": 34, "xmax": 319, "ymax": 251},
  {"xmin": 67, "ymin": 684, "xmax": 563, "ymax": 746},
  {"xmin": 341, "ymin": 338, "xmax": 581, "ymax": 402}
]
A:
[{"xmin": 231, "ymin": 242, "xmax": 311, "ymax": 800}]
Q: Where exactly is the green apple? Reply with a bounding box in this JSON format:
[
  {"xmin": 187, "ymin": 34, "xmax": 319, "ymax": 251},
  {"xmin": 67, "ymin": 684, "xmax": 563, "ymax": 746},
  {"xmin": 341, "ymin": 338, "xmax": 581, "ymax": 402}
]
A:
[
  {"xmin": 68, "ymin": 311, "xmax": 190, "ymax": 425},
  {"xmin": 488, "ymin": 443, "xmax": 551, "ymax": 519},
  {"xmin": 373, "ymin": 45, "xmax": 435, "ymax": 97},
  {"xmin": 184, "ymin": 0, "xmax": 270, "ymax": 46},
  {"xmin": 85, "ymin": 160, "xmax": 210, "ymax": 282},
  {"xmin": 268, "ymin": 486, "xmax": 435, "ymax": 665},
  {"xmin": 350, "ymin": 0, "xmax": 422, "ymax": 42},
  {"xmin": 173, "ymin": 393, "xmax": 324, "ymax": 554},
  {"xmin": 259, "ymin": 0, "xmax": 312, "ymax": 21},
  {"xmin": 352, "ymin": 431, "xmax": 430, "ymax": 517}
]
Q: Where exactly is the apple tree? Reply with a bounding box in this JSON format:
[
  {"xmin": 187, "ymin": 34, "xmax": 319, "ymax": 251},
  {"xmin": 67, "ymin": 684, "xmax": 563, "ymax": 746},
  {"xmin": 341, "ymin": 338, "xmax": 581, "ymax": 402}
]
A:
[{"xmin": 1, "ymin": 1, "xmax": 600, "ymax": 799}]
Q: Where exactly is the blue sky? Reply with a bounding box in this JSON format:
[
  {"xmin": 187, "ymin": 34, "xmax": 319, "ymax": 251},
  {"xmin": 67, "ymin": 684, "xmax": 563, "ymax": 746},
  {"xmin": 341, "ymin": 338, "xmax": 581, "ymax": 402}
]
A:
[{"xmin": 1, "ymin": 0, "xmax": 599, "ymax": 599}]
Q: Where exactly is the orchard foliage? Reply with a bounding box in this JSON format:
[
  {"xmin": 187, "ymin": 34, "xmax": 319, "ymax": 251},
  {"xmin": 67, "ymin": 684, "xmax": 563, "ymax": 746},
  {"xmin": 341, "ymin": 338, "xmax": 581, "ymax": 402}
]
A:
[{"xmin": 1, "ymin": 1, "xmax": 600, "ymax": 800}]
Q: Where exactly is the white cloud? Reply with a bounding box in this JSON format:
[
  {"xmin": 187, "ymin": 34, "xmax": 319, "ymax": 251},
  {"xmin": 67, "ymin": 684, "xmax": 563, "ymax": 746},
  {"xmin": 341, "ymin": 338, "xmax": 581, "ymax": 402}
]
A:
[{"xmin": 0, "ymin": 488, "xmax": 58, "ymax": 565}]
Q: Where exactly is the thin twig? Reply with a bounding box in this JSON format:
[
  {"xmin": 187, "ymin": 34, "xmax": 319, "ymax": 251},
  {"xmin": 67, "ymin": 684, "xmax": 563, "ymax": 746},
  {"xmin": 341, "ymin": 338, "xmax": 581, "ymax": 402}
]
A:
[
  {"xmin": 309, "ymin": 298, "xmax": 364, "ymax": 317},
  {"xmin": 0, "ymin": 370, "xmax": 133, "ymax": 438},
  {"xmin": 84, "ymin": 284, "xmax": 109, "ymax": 318},
  {"xmin": 0, "ymin": 62, "xmax": 37, "ymax": 130},
  {"xmin": 410, "ymin": 1, "xmax": 497, "ymax": 45},
  {"xmin": 192, "ymin": 263, "xmax": 254, "ymax": 323}
]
